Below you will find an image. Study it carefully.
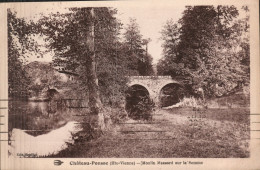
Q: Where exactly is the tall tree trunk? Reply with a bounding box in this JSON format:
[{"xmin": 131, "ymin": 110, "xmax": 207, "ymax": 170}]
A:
[{"xmin": 86, "ymin": 8, "xmax": 104, "ymax": 133}]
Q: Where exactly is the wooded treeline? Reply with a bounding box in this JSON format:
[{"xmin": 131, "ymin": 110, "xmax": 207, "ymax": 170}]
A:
[
  {"xmin": 8, "ymin": 5, "xmax": 250, "ymax": 101},
  {"xmin": 157, "ymin": 6, "xmax": 250, "ymax": 97},
  {"xmin": 8, "ymin": 8, "xmax": 154, "ymax": 106},
  {"xmin": 8, "ymin": 9, "xmax": 33, "ymax": 98}
]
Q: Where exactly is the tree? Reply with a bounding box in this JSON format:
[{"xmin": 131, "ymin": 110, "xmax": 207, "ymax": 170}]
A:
[
  {"xmin": 86, "ymin": 8, "xmax": 102, "ymax": 120},
  {"xmin": 37, "ymin": 7, "xmax": 131, "ymax": 132},
  {"xmin": 157, "ymin": 6, "xmax": 249, "ymax": 97},
  {"xmin": 8, "ymin": 9, "xmax": 35, "ymax": 98},
  {"xmin": 123, "ymin": 18, "xmax": 154, "ymax": 76}
]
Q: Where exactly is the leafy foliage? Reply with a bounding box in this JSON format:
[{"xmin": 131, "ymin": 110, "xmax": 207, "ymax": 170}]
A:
[
  {"xmin": 157, "ymin": 6, "xmax": 250, "ymax": 97},
  {"xmin": 37, "ymin": 8, "xmax": 129, "ymax": 106},
  {"xmin": 125, "ymin": 86, "xmax": 155, "ymax": 120},
  {"xmin": 36, "ymin": 8, "xmax": 155, "ymax": 107},
  {"xmin": 123, "ymin": 18, "xmax": 154, "ymax": 76},
  {"xmin": 9, "ymin": 7, "xmax": 156, "ymax": 123},
  {"xmin": 8, "ymin": 9, "xmax": 36, "ymax": 98}
]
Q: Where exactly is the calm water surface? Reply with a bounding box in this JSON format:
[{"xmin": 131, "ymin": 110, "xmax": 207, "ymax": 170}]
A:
[{"xmin": 8, "ymin": 100, "xmax": 78, "ymax": 136}]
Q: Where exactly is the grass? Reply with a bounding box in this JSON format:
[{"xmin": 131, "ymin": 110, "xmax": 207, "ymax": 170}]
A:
[{"xmin": 51, "ymin": 106, "xmax": 250, "ymax": 158}]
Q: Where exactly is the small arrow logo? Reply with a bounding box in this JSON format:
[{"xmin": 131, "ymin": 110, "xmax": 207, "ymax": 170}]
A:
[{"xmin": 54, "ymin": 160, "xmax": 64, "ymax": 166}]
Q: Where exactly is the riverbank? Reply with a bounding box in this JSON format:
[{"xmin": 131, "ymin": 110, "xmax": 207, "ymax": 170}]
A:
[{"xmin": 51, "ymin": 107, "xmax": 249, "ymax": 158}]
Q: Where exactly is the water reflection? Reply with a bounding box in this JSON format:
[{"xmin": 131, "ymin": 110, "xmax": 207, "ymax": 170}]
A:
[
  {"xmin": 8, "ymin": 99, "xmax": 87, "ymax": 157},
  {"xmin": 8, "ymin": 100, "xmax": 83, "ymax": 136},
  {"xmin": 9, "ymin": 121, "xmax": 82, "ymax": 157}
]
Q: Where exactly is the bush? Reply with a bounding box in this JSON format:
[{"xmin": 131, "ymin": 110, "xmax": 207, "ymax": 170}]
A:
[
  {"xmin": 178, "ymin": 96, "xmax": 204, "ymax": 108},
  {"xmin": 127, "ymin": 95, "xmax": 155, "ymax": 121}
]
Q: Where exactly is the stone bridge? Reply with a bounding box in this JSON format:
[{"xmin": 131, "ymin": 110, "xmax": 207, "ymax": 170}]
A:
[{"xmin": 127, "ymin": 76, "xmax": 181, "ymax": 106}]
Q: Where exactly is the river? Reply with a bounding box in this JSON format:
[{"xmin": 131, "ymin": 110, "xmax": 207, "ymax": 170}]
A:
[{"xmin": 8, "ymin": 100, "xmax": 82, "ymax": 157}]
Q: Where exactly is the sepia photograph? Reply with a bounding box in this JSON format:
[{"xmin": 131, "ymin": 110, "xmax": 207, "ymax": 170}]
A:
[{"xmin": 0, "ymin": 0, "xmax": 259, "ymax": 169}]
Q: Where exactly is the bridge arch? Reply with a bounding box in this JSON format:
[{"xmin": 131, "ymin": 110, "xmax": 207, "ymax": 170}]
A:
[
  {"xmin": 46, "ymin": 88, "xmax": 59, "ymax": 99},
  {"xmin": 125, "ymin": 84, "xmax": 151, "ymax": 118},
  {"xmin": 127, "ymin": 83, "xmax": 153, "ymax": 97},
  {"xmin": 158, "ymin": 81, "xmax": 181, "ymax": 94},
  {"xmin": 159, "ymin": 83, "xmax": 185, "ymax": 107},
  {"xmin": 126, "ymin": 76, "xmax": 182, "ymax": 107}
]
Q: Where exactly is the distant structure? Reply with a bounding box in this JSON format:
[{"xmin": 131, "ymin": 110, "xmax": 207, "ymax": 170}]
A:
[
  {"xmin": 54, "ymin": 66, "xmax": 79, "ymax": 82},
  {"xmin": 127, "ymin": 76, "xmax": 181, "ymax": 106}
]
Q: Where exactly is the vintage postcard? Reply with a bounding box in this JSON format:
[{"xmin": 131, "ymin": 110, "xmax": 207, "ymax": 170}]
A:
[{"xmin": 0, "ymin": 0, "xmax": 259, "ymax": 169}]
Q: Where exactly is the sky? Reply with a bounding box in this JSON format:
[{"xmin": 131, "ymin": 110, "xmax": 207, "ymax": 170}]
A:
[
  {"xmin": 13, "ymin": 2, "xmax": 186, "ymax": 64},
  {"xmin": 116, "ymin": 6, "xmax": 185, "ymax": 64}
]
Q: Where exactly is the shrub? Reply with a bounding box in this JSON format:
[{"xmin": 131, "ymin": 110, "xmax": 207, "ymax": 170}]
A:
[
  {"xmin": 178, "ymin": 96, "xmax": 204, "ymax": 108},
  {"xmin": 127, "ymin": 95, "xmax": 155, "ymax": 121}
]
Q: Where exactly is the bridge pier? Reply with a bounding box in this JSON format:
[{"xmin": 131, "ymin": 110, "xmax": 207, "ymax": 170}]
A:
[{"xmin": 149, "ymin": 93, "xmax": 160, "ymax": 108}]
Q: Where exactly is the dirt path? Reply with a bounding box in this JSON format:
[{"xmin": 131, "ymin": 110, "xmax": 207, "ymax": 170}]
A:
[{"xmin": 56, "ymin": 108, "xmax": 250, "ymax": 158}]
